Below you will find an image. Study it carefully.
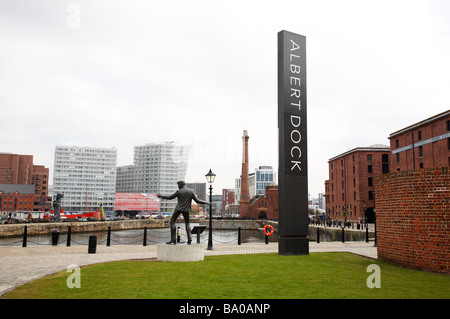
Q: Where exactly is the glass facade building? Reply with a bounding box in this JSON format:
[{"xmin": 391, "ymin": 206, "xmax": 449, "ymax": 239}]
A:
[
  {"xmin": 255, "ymin": 166, "xmax": 276, "ymax": 196},
  {"xmin": 235, "ymin": 166, "xmax": 276, "ymax": 202}
]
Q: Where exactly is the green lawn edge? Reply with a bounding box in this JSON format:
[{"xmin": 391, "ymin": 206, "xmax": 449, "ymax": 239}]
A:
[{"xmin": 3, "ymin": 252, "xmax": 449, "ymax": 299}]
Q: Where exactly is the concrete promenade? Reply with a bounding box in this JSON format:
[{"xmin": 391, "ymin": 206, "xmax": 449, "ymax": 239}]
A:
[{"xmin": 0, "ymin": 242, "xmax": 377, "ymax": 296}]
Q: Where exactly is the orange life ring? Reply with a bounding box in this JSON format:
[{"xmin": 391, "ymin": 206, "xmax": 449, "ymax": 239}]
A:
[{"xmin": 263, "ymin": 225, "xmax": 274, "ymax": 236}]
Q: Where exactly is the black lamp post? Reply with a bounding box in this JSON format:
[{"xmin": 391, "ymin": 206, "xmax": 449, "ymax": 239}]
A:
[{"xmin": 205, "ymin": 169, "xmax": 216, "ymax": 250}]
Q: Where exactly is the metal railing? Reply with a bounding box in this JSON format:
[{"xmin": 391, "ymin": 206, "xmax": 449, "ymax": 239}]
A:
[{"xmin": 0, "ymin": 225, "xmax": 275, "ymax": 247}]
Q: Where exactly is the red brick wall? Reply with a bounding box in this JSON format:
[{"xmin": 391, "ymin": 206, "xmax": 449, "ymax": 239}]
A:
[
  {"xmin": 0, "ymin": 191, "xmax": 34, "ymax": 211},
  {"xmin": 0, "ymin": 154, "xmax": 34, "ymax": 184},
  {"xmin": 266, "ymin": 186, "xmax": 278, "ymax": 219},
  {"xmin": 375, "ymin": 167, "xmax": 449, "ymax": 274},
  {"xmin": 247, "ymin": 185, "xmax": 279, "ymax": 220}
]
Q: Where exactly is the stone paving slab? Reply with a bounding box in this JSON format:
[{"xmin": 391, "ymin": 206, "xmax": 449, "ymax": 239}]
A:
[{"xmin": 0, "ymin": 242, "xmax": 377, "ymax": 296}]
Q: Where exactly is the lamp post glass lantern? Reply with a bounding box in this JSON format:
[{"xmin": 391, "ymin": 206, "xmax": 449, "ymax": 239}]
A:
[
  {"xmin": 205, "ymin": 169, "xmax": 215, "ymax": 250},
  {"xmin": 205, "ymin": 169, "xmax": 216, "ymax": 184}
]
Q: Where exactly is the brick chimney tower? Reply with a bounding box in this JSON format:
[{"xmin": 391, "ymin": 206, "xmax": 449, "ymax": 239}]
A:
[{"xmin": 239, "ymin": 130, "xmax": 250, "ymax": 217}]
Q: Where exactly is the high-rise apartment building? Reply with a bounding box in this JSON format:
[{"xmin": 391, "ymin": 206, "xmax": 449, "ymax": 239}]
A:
[
  {"xmin": 53, "ymin": 146, "xmax": 117, "ymax": 213},
  {"xmin": 115, "ymin": 165, "xmax": 137, "ymax": 193},
  {"xmin": 116, "ymin": 142, "xmax": 191, "ymax": 213}
]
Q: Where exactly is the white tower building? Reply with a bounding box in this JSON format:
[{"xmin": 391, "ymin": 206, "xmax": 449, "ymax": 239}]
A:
[
  {"xmin": 116, "ymin": 142, "xmax": 191, "ymax": 213},
  {"xmin": 53, "ymin": 146, "xmax": 117, "ymax": 213}
]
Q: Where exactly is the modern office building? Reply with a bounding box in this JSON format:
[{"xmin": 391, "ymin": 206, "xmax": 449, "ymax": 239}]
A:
[
  {"xmin": 116, "ymin": 142, "xmax": 191, "ymax": 213},
  {"xmin": 324, "ymin": 145, "xmax": 390, "ymax": 222},
  {"xmin": 211, "ymin": 194, "xmax": 222, "ymax": 215},
  {"xmin": 235, "ymin": 166, "xmax": 276, "ymax": 204},
  {"xmin": 318, "ymin": 193, "xmax": 325, "ymax": 211},
  {"xmin": 116, "ymin": 165, "xmax": 137, "ymax": 193},
  {"xmin": 255, "ymin": 166, "xmax": 276, "ymax": 196},
  {"xmin": 234, "ymin": 177, "xmax": 241, "ymax": 203},
  {"xmin": 186, "ymin": 183, "xmax": 206, "ymax": 201},
  {"xmin": 52, "ymin": 146, "xmax": 117, "ymax": 213},
  {"xmin": 186, "ymin": 182, "xmax": 207, "ymax": 213},
  {"xmin": 389, "ymin": 110, "xmax": 450, "ymax": 171}
]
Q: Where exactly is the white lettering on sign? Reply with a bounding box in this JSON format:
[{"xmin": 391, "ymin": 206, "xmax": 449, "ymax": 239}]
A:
[{"xmin": 289, "ymin": 39, "xmax": 303, "ymax": 172}]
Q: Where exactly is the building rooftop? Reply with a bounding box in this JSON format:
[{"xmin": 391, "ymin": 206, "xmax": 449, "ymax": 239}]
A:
[
  {"xmin": 328, "ymin": 145, "xmax": 390, "ymax": 162},
  {"xmin": 389, "ymin": 109, "xmax": 450, "ymax": 139},
  {"xmin": 0, "ymin": 184, "xmax": 35, "ymax": 194}
]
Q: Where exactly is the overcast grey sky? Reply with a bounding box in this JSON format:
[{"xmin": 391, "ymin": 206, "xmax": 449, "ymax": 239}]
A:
[{"xmin": 1, "ymin": 0, "xmax": 449, "ymax": 197}]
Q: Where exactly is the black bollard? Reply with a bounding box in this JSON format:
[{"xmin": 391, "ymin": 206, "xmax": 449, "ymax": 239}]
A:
[
  {"xmin": 238, "ymin": 227, "xmax": 241, "ymax": 245},
  {"xmin": 106, "ymin": 226, "xmax": 111, "ymax": 246},
  {"xmin": 366, "ymin": 227, "xmax": 369, "ymax": 243},
  {"xmin": 22, "ymin": 226, "xmax": 27, "ymax": 248},
  {"xmin": 88, "ymin": 235, "xmax": 97, "ymax": 254},
  {"xmin": 52, "ymin": 229, "xmax": 60, "ymax": 246},
  {"xmin": 341, "ymin": 227, "xmax": 345, "ymax": 243},
  {"xmin": 316, "ymin": 227, "xmax": 320, "ymax": 243},
  {"xmin": 143, "ymin": 227, "xmax": 147, "ymax": 246},
  {"xmin": 66, "ymin": 226, "xmax": 71, "ymax": 247}
]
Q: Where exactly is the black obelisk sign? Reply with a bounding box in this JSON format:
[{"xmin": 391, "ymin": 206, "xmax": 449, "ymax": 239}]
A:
[{"xmin": 278, "ymin": 30, "xmax": 309, "ymax": 255}]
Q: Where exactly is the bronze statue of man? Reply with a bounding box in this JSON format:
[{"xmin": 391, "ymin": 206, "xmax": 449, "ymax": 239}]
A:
[
  {"xmin": 157, "ymin": 181, "xmax": 208, "ymax": 244},
  {"xmin": 52, "ymin": 193, "xmax": 64, "ymax": 222}
]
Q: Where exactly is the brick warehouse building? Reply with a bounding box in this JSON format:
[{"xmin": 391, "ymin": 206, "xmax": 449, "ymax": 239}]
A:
[
  {"xmin": 0, "ymin": 184, "xmax": 35, "ymax": 211},
  {"xmin": 247, "ymin": 182, "xmax": 278, "ymax": 220},
  {"xmin": 324, "ymin": 145, "xmax": 390, "ymax": 222},
  {"xmin": 389, "ymin": 110, "xmax": 450, "ymax": 171},
  {"xmin": 375, "ymin": 109, "xmax": 450, "ymax": 274},
  {"xmin": 0, "ymin": 153, "xmax": 51, "ymax": 211}
]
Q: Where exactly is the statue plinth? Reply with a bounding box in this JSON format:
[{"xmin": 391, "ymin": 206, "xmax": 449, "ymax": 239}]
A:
[{"xmin": 157, "ymin": 244, "xmax": 205, "ymax": 262}]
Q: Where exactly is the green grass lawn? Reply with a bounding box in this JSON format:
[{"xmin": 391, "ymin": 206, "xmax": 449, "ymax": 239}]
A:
[{"xmin": 3, "ymin": 252, "xmax": 449, "ymax": 299}]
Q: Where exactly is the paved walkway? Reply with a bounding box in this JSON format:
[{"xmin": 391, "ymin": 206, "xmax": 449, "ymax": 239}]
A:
[{"xmin": 0, "ymin": 242, "xmax": 377, "ymax": 296}]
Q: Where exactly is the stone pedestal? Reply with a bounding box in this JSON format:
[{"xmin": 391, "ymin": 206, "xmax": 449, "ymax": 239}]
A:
[{"xmin": 157, "ymin": 244, "xmax": 205, "ymax": 262}]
